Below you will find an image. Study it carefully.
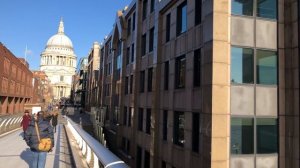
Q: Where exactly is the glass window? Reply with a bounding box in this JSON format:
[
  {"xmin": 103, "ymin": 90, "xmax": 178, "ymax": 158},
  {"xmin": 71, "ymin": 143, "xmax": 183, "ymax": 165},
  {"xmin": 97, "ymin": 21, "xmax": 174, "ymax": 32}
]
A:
[
  {"xmin": 231, "ymin": 118, "xmax": 254, "ymax": 154},
  {"xmin": 192, "ymin": 113, "xmax": 200, "ymax": 153},
  {"xmin": 125, "ymin": 76, "xmax": 129, "ymax": 95},
  {"xmin": 175, "ymin": 56, "xmax": 186, "ymax": 88},
  {"xmin": 136, "ymin": 146, "xmax": 142, "ymax": 168},
  {"xmin": 140, "ymin": 70, "xmax": 145, "ymax": 92},
  {"xmin": 164, "ymin": 61, "xmax": 169, "ymax": 90},
  {"xmin": 123, "ymin": 107, "xmax": 128, "ymax": 126},
  {"xmin": 130, "ymin": 75, "xmax": 133, "ymax": 94},
  {"xmin": 142, "ymin": 34, "xmax": 147, "ymax": 56},
  {"xmin": 138, "ymin": 108, "xmax": 144, "ymax": 131},
  {"xmin": 166, "ymin": 13, "xmax": 171, "ymax": 42},
  {"xmin": 148, "ymin": 68, "xmax": 153, "ymax": 92},
  {"xmin": 177, "ymin": 1, "xmax": 187, "ymax": 35},
  {"xmin": 144, "ymin": 150, "xmax": 150, "ymax": 168},
  {"xmin": 232, "ymin": 0, "xmax": 253, "ymax": 16},
  {"xmin": 256, "ymin": 50, "xmax": 277, "ymax": 85},
  {"xmin": 174, "ymin": 111, "xmax": 185, "ymax": 146},
  {"xmin": 194, "ymin": 49, "xmax": 201, "ymax": 87},
  {"xmin": 143, "ymin": 0, "xmax": 148, "ymax": 20},
  {"xmin": 257, "ymin": 118, "xmax": 278, "ymax": 154},
  {"xmin": 257, "ymin": 0, "xmax": 277, "ymax": 19},
  {"xmin": 195, "ymin": 0, "xmax": 202, "ymax": 25},
  {"xmin": 127, "ymin": 18, "xmax": 131, "ymax": 36},
  {"xmin": 131, "ymin": 43, "xmax": 135, "ymax": 62},
  {"xmin": 132, "ymin": 12, "xmax": 136, "ymax": 31},
  {"xmin": 150, "ymin": 0, "xmax": 155, "ymax": 13},
  {"xmin": 162, "ymin": 161, "xmax": 167, "ymax": 168},
  {"xmin": 146, "ymin": 108, "xmax": 151, "ymax": 134},
  {"xmin": 149, "ymin": 27, "xmax": 154, "ymax": 52},
  {"xmin": 163, "ymin": 110, "xmax": 168, "ymax": 140},
  {"xmin": 231, "ymin": 47, "xmax": 254, "ymax": 84},
  {"xmin": 126, "ymin": 47, "xmax": 130, "ymax": 65},
  {"xmin": 129, "ymin": 107, "xmax": 133, "ymax": 126}
]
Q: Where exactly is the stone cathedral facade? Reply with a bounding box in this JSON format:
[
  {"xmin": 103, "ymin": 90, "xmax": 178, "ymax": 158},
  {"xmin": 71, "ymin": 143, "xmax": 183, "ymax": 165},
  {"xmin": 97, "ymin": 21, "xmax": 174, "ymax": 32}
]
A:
[{"xmin": 40, "ymin": 19, "xmax": 76, "ymax": 100}]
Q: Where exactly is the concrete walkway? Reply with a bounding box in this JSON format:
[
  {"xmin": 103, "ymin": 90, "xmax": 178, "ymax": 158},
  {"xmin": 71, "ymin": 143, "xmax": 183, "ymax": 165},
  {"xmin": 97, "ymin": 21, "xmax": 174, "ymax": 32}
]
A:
[{"xmin": 0, "ymin": 123, "xmax": 79, "ymax": 168}]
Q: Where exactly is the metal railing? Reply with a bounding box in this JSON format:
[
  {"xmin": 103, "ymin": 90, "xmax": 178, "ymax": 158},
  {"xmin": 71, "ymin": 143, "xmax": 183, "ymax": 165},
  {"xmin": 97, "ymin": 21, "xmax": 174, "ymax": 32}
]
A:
[
  {"xmin": 66, "ymin": 117, "xmax": 129, "ymax": 168},
  {"xmin": 0, "ymin": 114, "xmax": 23, "ymax": 135}
]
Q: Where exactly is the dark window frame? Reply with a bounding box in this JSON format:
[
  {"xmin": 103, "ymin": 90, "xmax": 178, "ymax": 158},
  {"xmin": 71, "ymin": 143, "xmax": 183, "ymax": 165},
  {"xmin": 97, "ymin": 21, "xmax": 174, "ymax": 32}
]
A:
[
  {"xmin": 146, "ymin": 108, "xmax": 151, "ymax": 134},
  {"xmin": 125, "ymin": 76, "xmax": 129, "ymax": 95},
  {"xmin": 166, "ymin": 13, "xmax": 171, "ymax": 42},
  {"xmin": 123, "ymin": 106, "xmax": 128, "ymax": 126},
  {"xmin": 195, "ymin": 0, "xmax": 202, "ymax": 25},
  {"xmin": 138, "ymin": 108, "xmax": 144, "ymax": 131},
  {"xmin": 147, "ymin": 67, "xmax": 153, "ymax": 92},
  {"xmin": 131, "ymin": 43, "xmax": 135, "ymax": 62},
  {"xmin": 150, "ymin": 0, "xmax": 155, "ymax": 13},
  {"xmin": 163, "ymin": 110, "xmax": 168, "ymax": 140},
  {"xmin": 140, "ymin": 70, "xmax": 145, "ymax": 93},
  {"xmin": 194, "ymin": 49, "xmax": 201, "ymax": 87},
  {"xmin": 142, "ymin": 33, "xmax": 147, "ymax": 56},
  {"xmin": 192, "ymin": 113, "xmax": 200, "ymax": 153},
  {"xmin": 164, "ymin": 61, "xmax": 169, "ymax": 90},
  {"xmin": 175, "ymin": 55, "xmax": 186, "ymax": 89},
  {"xmin": 173, "ymin": 111, "xmax": 185, "ymax": 147},
  {"xmin": 143, "ymin": 0, "xmax": 148, "ymax": 20},
  {"xmin": 130, "ymin": 75, "xmax": 133, "ymax": 94},
  {"xmin": 177, "ymin": 1, "xmax": 187, "ymax": 36},
  {"xmin": 149, "ymin": 27, "xmax": 154, "ymax": 52},
  {"xmin": 132, "ymin": 12, "xmax": 136, "ymax": 31},
  {"xmin": 126, "ymin": 47, "xmax": 130, "ymax": 65},
  {"xmin": 127, "ymin": 18, "xmax": 131, "ymax": 36}
]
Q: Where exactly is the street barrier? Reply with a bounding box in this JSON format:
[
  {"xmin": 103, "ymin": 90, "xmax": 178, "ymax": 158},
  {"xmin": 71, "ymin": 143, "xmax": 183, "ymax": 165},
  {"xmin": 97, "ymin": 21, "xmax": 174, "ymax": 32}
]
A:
[{"xmin": 66, "ymin": 116, "xmax": 129, "ymax": 168}]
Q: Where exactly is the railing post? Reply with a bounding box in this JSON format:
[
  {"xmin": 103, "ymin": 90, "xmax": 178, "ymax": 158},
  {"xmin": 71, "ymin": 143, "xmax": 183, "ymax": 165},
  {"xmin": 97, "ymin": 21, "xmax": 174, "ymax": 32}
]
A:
[
  {"xmin": 93, "ymin": 152, "xmax": 99, "ymax": 168},
  {"xmin": 86, "ymin": 145, "xmax": 92, "ymax": 164}
]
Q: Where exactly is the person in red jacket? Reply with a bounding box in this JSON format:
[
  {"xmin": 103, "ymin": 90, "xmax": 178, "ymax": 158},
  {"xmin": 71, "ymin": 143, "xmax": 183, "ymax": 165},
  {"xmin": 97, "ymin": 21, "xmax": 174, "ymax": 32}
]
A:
[{"xmin": 21, "ymin": 110, "xmax": 31, "ymax": 132}]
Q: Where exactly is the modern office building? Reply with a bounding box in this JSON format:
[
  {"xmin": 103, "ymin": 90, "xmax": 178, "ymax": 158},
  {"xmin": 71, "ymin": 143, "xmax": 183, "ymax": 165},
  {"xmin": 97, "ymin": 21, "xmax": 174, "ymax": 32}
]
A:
[
  {"xmin": 40, "ymin": 18, "xmax": 77, "ymax": 100},
  {"xmin": 87, "ymin": 0, "xmax": 299, "ymax": 168},
  {"xmin": 72, "ymin": 57, "xmax": 88, "ymax": 107},
  {"xmin": 0, "ymin": 43, "xmax": 33, "ymax": 115},
  {"xmin": 86, "ymin": 42, "xmax": 101, "ymax": 112}
]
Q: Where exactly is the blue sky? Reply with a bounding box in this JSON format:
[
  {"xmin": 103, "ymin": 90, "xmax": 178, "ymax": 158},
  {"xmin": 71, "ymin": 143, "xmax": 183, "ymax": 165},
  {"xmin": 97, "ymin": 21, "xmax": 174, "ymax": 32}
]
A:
[{"xmin": 0, "ymin": 0, "xmax": 131, "ymax": 70}]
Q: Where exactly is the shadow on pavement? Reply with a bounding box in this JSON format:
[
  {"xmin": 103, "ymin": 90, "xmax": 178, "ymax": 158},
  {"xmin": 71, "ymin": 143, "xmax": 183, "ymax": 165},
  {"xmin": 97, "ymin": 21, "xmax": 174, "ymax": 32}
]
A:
[{"xmin": 20, "ymin": 148, "xmax": 32, "ymax": 167}]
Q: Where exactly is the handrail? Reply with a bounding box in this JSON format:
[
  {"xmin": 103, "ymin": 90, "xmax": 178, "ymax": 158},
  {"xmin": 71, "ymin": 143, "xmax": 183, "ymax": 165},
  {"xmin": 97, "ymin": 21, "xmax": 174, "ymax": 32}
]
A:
[
  {"xmin": 66, "ymin": 116, "xmax": 129, "ymax": 168},
  {"xmin": 0, "ymin": 114, "xmax": 23, "ymax": 135}
]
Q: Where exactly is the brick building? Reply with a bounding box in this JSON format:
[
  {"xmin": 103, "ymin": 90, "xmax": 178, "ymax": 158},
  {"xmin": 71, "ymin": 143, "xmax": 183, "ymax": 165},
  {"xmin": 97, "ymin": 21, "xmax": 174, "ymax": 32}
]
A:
[
  {"xmin": 0, "ymin": 43, "xmax": 33, "ymax": 115},
  {"xmin": 32, "ymin": 71, "xmax": 54, "ymax": 108}
]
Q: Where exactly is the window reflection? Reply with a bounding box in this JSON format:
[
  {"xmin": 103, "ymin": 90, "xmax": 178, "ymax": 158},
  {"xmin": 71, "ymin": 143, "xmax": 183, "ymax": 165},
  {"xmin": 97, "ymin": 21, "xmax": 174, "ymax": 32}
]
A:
[
  {"xmin": 257, "ymin": 118, "xmax": 278, "ymax": 153},
  {"xmin": 231, "ymin": 118, "xmax": 254, "ymax": 154},
  {"xmin": 231, "ymin": 47, "xmax": 254, "ymax": 84},
  {"xmin": 232, "ymin": 0, "xmax": 253, "ymax": 16},
  {"xmin": 257, "ymin": 0, "xmax": 277, "ymax": 19},
  {"xmin": 256, "ymin": 50, "xmax": 277, "ymax": 85}
]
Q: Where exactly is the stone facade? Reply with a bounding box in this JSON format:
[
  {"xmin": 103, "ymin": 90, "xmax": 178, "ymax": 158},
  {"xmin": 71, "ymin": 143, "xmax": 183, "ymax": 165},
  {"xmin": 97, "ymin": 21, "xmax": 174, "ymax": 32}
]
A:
[
  {"xmin": 86, "ymin": 0, "xmax": 299, "ymax": 168},
  {"xmin": 86, "ymin": 42, "xmax": 100, "ymax": 112},
  {"xmin": 40, "ymin": 19, "xmax": 77, "ymax": 100}
]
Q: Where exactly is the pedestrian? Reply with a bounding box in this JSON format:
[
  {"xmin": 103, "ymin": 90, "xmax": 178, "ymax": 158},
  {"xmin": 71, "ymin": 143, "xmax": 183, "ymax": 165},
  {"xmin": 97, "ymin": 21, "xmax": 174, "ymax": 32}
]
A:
[
  {"xmin": 20, "ymin": 110, "xmax": 31, "ymax": 133},
  {"xmin": 24, "ymin": 111, "xmax": 54, "ymax": 168},
  {"xmin": 43, "ymin": 111, "xmax": 52, "ymax": 123},
  {"xmin": 51, "ymin": 111, "xmax": 58, "ymax": 133}
]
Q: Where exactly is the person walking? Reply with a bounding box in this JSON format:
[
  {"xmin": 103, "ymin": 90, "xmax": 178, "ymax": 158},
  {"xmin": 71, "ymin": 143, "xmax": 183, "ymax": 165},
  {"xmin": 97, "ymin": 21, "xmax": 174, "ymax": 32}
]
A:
[
  {"xmin": 51, "ymin": 111, "xmax": 58, "ymax": 133},
  {"xmin": 24, "ymin": 111, "xmax": 54, "ymax": 168},
  {"xmin": 20, "ymin": 110, "xmax": 31, "ymax": 133}
]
